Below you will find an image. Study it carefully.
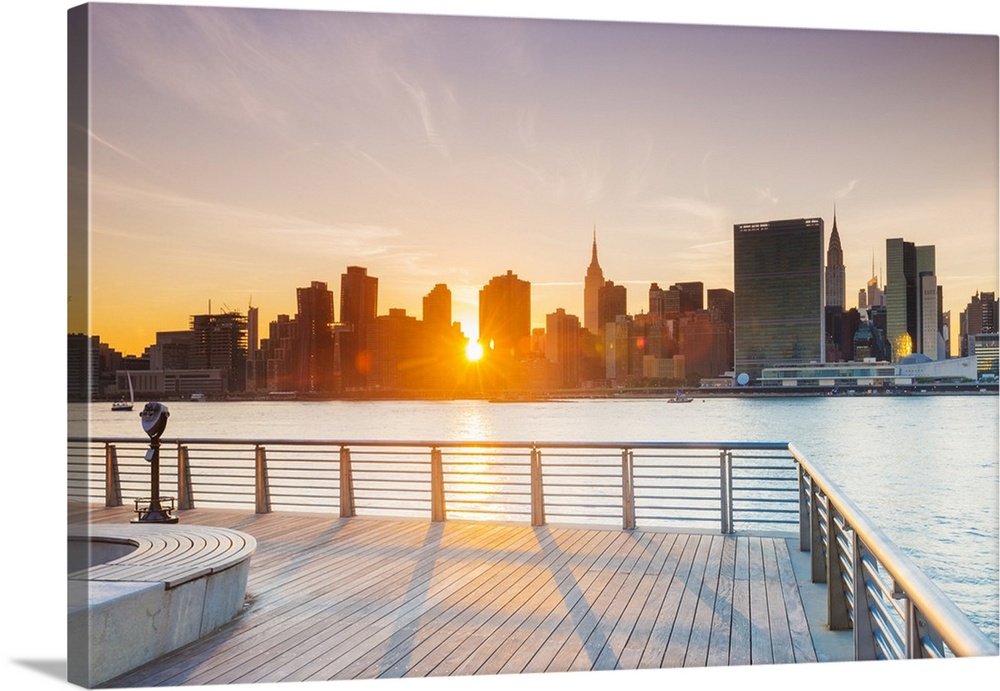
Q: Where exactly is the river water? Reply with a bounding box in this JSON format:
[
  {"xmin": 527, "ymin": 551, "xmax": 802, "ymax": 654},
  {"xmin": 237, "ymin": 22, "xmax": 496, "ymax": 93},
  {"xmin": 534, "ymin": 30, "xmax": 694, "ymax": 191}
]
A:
[{"xmin": 72, "ymin": 394, "xmax": 999, "ymax": 644}]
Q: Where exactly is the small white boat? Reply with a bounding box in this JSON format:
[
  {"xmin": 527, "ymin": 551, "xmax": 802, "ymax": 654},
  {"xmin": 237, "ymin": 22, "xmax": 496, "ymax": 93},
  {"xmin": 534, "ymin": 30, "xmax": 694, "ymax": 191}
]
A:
[
  {"xmin": 190, "ymin": 392, "xmax": 207, "ymax": 402},
  {"xmin": 668, "ymin": 391, "xmax": 693, "ymax": 403},
  {"xmin": 112, "ymin": 370, "xmax": 135, "ymax": 412}
]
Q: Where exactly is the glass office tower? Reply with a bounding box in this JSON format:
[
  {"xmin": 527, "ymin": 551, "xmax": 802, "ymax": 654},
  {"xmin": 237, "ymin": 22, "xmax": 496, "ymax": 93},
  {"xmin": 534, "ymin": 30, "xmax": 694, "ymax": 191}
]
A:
[{"xmin": 733, "ymin": 218, "xmax": 825, "ymax": 382}]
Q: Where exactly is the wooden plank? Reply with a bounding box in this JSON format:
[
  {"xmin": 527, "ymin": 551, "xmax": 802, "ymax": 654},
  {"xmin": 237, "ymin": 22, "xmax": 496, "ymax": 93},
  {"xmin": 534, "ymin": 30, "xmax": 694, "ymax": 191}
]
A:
[
  {"xmin": 517, "ymin": 532, "xmax": 636, "ymax": 675},
  {"xmin": 762, "ymin": 536, "xmax": 796, "ymax": 664},
  {"xmin": 662, "ymin": 533, "xmax": 716, "ymax": 667},
  {"xmin": 748, "ymin": 536, "xmax": 773, "ymax": 664},
  {"xmin": 728, "ymin": 535, "xmax": 752, "ymax": 666},
  {"xmin": 433, "ymin": 528, "xmax": 616, "ymax": 677},
  {"xmin": 451, "ymin": 530, "xmax": 634, "ymax": 676},
  {"xmin": 683, "ymin": 534, "xmax": 725, "ymax": 667},
  {"xmin": 775, "ymin": 537, "xmax": 817, "ymax": 663},
  {"xmin": 400, "ymin": 526, "xmax": 607, "ymax": 677},
  {"xmin": 705, "ymin": 534, "xmax": 738, "ymax": 666},
  {"xmin": 218, "ymin": 523, "xmax": 540, "ymax": 685},
  {"xmin": 121, "ymin": 521, "xmax": 527, "ymax": 687},
  {"xmin": 498, "ymin": 531, "xmax": 658, "ymax": 675},
  {"xmin": 562, "ymin": 533, "xmax": 657, "ymax": 671},
  {"xmin": 590, "ymin": 531, "xmax": 666, "ymax": 671},
  {"xmin": 636, "ymin": 532, "xmax": 698, "ymax": 667}
]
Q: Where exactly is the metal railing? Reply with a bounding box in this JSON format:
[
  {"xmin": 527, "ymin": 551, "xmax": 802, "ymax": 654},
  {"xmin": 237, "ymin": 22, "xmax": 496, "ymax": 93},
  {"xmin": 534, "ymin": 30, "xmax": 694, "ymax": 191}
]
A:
[{"xmin": 67, "ymin": 436, "xmax": 997, "ymax": 661}]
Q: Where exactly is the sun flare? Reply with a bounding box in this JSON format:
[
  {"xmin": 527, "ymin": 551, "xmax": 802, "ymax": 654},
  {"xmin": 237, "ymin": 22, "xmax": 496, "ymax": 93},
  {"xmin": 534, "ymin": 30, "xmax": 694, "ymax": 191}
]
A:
[{"xmin": 465, "ymin": 340, "xmax": 484, "ymax": 363}]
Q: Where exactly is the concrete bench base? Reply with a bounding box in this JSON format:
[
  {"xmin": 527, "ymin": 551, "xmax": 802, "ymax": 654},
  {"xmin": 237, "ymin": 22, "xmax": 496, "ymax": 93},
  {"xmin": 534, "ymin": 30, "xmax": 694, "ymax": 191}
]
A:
[{"xmin": 67, "ymin": 523, "xmax": 256, "ymax": 688}]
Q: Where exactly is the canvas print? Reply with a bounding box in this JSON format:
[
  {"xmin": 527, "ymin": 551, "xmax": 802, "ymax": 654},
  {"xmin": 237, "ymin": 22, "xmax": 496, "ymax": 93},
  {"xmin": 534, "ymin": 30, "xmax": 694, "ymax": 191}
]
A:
[{"xmin": 66, "ymin": 2, "xmax": 998, "ymax": 688}]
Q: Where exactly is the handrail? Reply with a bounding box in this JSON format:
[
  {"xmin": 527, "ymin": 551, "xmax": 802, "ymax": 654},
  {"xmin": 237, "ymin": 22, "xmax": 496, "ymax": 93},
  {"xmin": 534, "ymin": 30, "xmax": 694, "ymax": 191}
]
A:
[
  {"xmin": 67, "ymin": 435, "xmax": 997, "ymax": 660},
  {"xmin": 788, "ymin": 442, "xmax": 998, "ymax": 659}
]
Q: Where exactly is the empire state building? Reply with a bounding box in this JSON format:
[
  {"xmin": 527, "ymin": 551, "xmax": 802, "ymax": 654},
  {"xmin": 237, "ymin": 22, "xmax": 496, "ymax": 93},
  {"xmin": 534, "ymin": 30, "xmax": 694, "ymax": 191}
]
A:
[{"xmin": 584, "ymin": 228, "xmax": 604, "ymax": 335}]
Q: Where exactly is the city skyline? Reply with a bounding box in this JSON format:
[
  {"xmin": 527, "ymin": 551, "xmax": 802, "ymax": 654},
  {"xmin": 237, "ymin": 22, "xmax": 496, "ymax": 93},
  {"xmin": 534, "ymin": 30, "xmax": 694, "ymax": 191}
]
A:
[{"xmin": 73, "ymin": 3, "xmax": 998, "ymax": 358}]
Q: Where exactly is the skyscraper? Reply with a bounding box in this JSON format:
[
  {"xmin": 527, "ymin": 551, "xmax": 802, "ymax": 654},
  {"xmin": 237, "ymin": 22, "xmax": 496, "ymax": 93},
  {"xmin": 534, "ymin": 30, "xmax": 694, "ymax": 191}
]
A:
[
  {"xmin": 340, "ymin": 266, "xmax": 378, "ymax": 389},
  {"xmin": 885, "ymin": 239, "xmax": 939, "ymax": 360},
  {"xmin": 479, "ymin": 270, "xmax": 531, "ymax": 389},
  {"xmin": 597, "ymin": 280, "xmax": 627, "ymax": 333},
  {"xmin": 479, "ymin": 270, "xmax": 531, "ymax": 359},
  {"xmin": 825, "ymin": 211, "xmax": 846, "ymax": 309},
  {"xmin": 545, "ymin": 308, "xmax": 581, "ymax": 388},
  {"xmin": 733, "ymin": 218, "xmax": 825, "ymax": 381},
  {"xmin": 584, "ymin": 228, "xmax": 605, "ymax": 335},
  {"xmin": 189, "ymin": 311, "xmax": 248, "ymax": 393},
  {"xmin": 422, "ymin": 284, "xmax": 452, "ymax": 330},
  {"xmin": 296, "ymin": 280, "xmax": 336, "ymax": 392}
]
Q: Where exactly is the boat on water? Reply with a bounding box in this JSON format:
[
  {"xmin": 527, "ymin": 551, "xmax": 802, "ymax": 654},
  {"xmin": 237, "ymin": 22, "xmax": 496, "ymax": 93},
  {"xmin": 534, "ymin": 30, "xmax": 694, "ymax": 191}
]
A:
[
  {"xmin": 190, "ymin": 392, "xmax": 207, "ymax": 402},
  {"xmin": 668, "ymin": 391, "xmax": 694, "ymax": 403},
  {"xmin": 112, "ymin": 370, "xmax": 135, "ymax": 412}
]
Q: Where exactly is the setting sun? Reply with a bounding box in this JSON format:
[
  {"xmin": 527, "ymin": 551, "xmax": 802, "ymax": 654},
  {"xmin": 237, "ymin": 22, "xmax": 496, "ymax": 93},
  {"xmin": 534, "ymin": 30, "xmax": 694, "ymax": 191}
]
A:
[{"xmin": 465, "ymin": 341, "xmax": 484, "ymax": 363}]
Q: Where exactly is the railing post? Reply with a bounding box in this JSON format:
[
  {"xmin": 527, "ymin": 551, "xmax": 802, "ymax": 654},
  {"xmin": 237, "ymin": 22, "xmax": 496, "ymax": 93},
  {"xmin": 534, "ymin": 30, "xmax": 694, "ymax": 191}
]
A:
[
  {"xmin": 177, "ymin": 444, "xmax": 194, "ymax": 510},
  {"xmin": 902, "ymin": 593, "xmax": 944, "ymax": 658},
  {"xmin": 339, "ymin": 446, "xmax": 355, "ymax": 518},
  {"xmin": 431, "ymin": 447, "xmax": 446, "ymax": 522},
  {"xmin": 530, "ymin": 446, "xmax": 545, "ymax": 527},
  {"xmin": 719, "ymin": 450, "xmax": 733, "ymax": 534},
  {"xmin": 853, "ymin": 531, "xmax": 877, "ymax": 659},
  {"xmin": 827, "ymin": 508, "xmax": 852, "ymax": 630},
  {"xmin": 104, "ymin": 443, "xmax": 122, "ymax": 507},
  {"xmin": 810, "ymin": 480, "xmax": 826, "ymax": 583},
  {"xmin": 255, "ymin": 445, "xmax": 271, "ymax": 514},
  {"xmin": 798, "ymin": 463, "xmax": 810, "ymax": 552},
  {"xmin": 621, "ymin": 449, "xmax": 636, "ymax": 530}
]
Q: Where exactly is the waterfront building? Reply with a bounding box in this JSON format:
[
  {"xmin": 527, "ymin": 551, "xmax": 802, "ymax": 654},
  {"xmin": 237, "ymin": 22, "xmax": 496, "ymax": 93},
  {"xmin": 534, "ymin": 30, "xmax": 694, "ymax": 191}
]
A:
[
  {"xmin": 973, "ymin": 333, "xmax": 999, "ymax": 379},
  {"xmin": 885, "ymin": 239, "xmax": 940, "ymax": 361},
  {"xmin": 642, "ymin": 353, "xmax": 685, "ymax": 380},
  {"xmin": 479, "ymin": 270, "xmax": 531, "ymax": 357},
  {"xmin": 296, "ymin": 281, "xmax": 336, "ymax": 393},
  {"xmin": 148, "ymin": 330, "xmax": 197, "ymax": 371},
  {"xmin": 604, "ymin": 314, "xmax": 634, "ymax": 382},
  {"xmin": 68, "ymin": 333, "xmax": 100, "ymax": 401},
  {"xmin": 189, "ymin": 310, "xmax": 248, "ymax": 393},
  {"xmin": 479, "ymin": 270, "xmax": 531, "ymax": 389},
  {"xmin": 340, "ymin": 266, "xmax": 378, "ymax": 389},
  {"xmin": 852, "ymin": 316, "xmax": 891, "ymax": 362},
  {"xmin": 759, "ymin": 355, "xmax": 978, "ymax": 388},
  {"xmin": 261, "ymin": 314, "xmax": 297, "ymax": 392},
  {"xmin": 707, "ymin": 288, "xmax": 735, "ymax": 371},
  {"xmin": 733, "ymin": 218, "xmax": 825, "ymax": 382},
  {"xmin": 246, "ymin": 303, "xmax": 262, "ymax": 391},
  {"xmin": 960, "ymin": 291, "xmax": 999, "ymax": 357},
  {"xmin": 422, "ymin": 284, "xmax": 452, "ymax": 331},
  {"xmin": 673, "ymin": 282, "xmax": 704, "ymax": 313},
  {"xmin": 545, "ymin": 308, "xmax": 581, "ymax": 389},
  {"xmin": 584, "ymin": 228, "xmax": 605, "ymax": 335},
  {"xmin": 367, "ymin": 308, "xmax": 422, "ymax": 390},
  {"xmin": 598, "ymin": 280, "xmax": 627, "ymax": 334},
  {"xmin": 649, "ymin": 283, "xmax": 666, "ymax": 319},
  {"xmin": 679, "ymin": 310, "xmax": 730, "ymax": 381},
  {"xmin": 825, "ymin": 211, "xmax": 846, "ymax": 310},
  {"xmin": 885, "ymin": 238, "xmax": 917, "ymax": 359}
]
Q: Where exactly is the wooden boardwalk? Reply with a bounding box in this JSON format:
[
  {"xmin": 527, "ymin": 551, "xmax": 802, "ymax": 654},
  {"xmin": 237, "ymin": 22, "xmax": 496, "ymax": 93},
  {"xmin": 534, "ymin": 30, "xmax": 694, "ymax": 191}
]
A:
[{"xmin": 72, "ymin": 505, "xmax": 820, "ymax": 687}]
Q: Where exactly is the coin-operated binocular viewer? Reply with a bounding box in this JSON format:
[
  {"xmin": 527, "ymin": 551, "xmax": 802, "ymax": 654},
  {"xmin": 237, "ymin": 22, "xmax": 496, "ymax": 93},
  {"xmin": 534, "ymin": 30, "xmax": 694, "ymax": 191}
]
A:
[{"xmin": 133, "ymin": 401, "xmax": 178, "ymax": 524}]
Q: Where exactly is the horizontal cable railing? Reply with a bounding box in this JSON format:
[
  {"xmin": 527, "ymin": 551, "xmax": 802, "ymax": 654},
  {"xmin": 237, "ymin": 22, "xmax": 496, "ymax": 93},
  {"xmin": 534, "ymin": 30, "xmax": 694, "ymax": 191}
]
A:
[
  {"xmin": 67, "ymin": 436, "xmax": 997, "ymax": 661},
  {"xmin": 789, "ymin": 442, "xmax": 997, "ymax": 661}
]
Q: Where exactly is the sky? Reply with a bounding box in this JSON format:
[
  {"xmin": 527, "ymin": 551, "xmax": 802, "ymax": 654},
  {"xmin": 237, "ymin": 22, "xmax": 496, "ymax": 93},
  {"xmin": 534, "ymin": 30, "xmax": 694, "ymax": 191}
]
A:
[{"xmin": 74, "ymin": 2, "xmax": 999, "ymax": 356}]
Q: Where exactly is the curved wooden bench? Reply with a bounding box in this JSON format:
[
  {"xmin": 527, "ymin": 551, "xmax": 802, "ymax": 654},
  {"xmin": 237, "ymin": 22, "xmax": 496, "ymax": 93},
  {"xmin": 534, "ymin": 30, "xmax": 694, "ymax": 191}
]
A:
[
  {"xmin": 69, "ymin": 523, "xmax": 256, "ymax": 588},
  {"xmin": 68, "ymin": 523, "xmax": 256, "ymax": 687}
]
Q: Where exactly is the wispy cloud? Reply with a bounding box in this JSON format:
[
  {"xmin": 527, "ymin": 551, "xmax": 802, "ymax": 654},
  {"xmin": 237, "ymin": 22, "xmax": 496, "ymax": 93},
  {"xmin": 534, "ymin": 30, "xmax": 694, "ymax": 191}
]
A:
[
  {"xmin": 393, "ymin": 70, "xmax": 450, "ymax": 156},
  {"xmin": 834, "ymin": 179, "xmax": 859, "ymax": 199}
]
